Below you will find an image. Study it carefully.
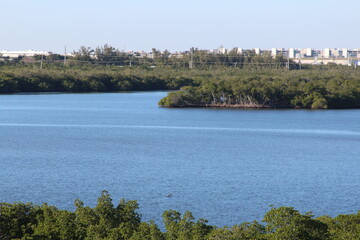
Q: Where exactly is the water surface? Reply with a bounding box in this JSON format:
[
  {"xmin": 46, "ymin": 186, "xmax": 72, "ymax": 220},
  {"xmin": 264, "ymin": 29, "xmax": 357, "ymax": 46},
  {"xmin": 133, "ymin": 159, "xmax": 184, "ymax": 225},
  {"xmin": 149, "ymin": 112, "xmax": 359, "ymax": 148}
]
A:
[{"xmin": 0, "ymin": 92, "xmax": 359, "ymax": 226}]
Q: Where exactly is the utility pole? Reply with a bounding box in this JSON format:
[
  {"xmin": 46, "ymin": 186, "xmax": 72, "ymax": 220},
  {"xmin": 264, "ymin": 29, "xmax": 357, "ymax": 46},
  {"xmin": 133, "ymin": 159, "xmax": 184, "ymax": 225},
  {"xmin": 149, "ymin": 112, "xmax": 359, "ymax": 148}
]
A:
[
  {"xmin": 355, "ymin": 55, "xmax": 358, "ymax": 70},
  {"xmin": 287, "ymin": 51, "xmax": 290, "ymax": 70},
  {"xmin": 349, "ymin": 53, "xmax": 352, "ymax": 68},
  {"xmin": 189, "ymin": 48, "xmax": 193, "ymax": 69},
  {"xmin": 40, "ymin": 55, "xmax": 44, "ymax": 70},
  {"xmin": 64, "ymin": 46, "xmax": 67, "ymax": 66}
]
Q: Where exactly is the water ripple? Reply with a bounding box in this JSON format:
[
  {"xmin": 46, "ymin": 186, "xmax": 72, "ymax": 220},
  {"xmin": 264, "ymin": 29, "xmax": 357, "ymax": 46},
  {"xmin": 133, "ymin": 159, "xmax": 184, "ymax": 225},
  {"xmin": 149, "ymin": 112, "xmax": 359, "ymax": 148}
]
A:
[{"xmin": 0, "ymin": 123, "xmax": 359, "ymax": 136}]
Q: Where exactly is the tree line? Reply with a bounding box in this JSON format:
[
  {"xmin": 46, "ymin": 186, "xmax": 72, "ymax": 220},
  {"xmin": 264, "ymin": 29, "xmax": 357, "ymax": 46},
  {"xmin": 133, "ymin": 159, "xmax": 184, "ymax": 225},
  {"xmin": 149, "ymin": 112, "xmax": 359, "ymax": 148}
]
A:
[
  {"xmin": 0, "ymin": 66, "xmax": 195, "ymax": 93},
  {"xmin": 1, "ymin": 55, "xmax": 360, "ymax": 109},
  {"xmin": 1, "ymin": 191, "xmax": 359, "ymax": 240},
  {"xmin": 158, "ymin": 68, "xmax": 360, "ymax": 109}
]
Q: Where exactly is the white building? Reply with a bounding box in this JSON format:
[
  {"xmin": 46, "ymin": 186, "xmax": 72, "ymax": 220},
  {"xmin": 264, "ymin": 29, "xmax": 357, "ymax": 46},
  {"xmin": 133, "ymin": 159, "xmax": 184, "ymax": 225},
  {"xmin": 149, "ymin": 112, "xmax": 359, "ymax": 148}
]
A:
[
  {"xmin": 331, "ymin": 48, "xmax": 341, "ymax": 57},
  {"xmin": 254, "ymin": 48, "xmax": 260, "ymax": 55},
  {"xmin": 289, "ymin": 48, "xmax": 295, "ymax": 58},
  {"xmin": 299, "ymin": 48, "xmax": 313, "ymax": 57},
  {"xmin": 271, "ymin": 48, "xmax": 277, "ymax": 57},
  {"xmin": 323, "ymin": 48, "xmax": 331, "ymax": 58},
  {"xmin": 170, "ymin": 51, "xmax": 183, "ymax": 58},
  {"xmin": 236, "ymin": 48, "xmax": 243, "ymax": 54},
  {"xmin": 0, "ymin": 50, "xmax": 50, "ymax": 58},
  {"xmin": 342, "ymin": 48, "xmax": 348, "ymax": 58},
  {"xmin": 217, "ymin": 47, "xmax": 226, "ymax": 54}
]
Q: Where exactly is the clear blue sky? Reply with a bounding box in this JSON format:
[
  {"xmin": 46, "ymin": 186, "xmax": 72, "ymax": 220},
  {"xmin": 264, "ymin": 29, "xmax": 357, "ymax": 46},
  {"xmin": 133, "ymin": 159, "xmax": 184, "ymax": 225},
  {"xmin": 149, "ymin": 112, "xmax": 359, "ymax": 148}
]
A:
[{"xmin": 1, "ymin": 0, "xmax": 359, "ymax": 53}]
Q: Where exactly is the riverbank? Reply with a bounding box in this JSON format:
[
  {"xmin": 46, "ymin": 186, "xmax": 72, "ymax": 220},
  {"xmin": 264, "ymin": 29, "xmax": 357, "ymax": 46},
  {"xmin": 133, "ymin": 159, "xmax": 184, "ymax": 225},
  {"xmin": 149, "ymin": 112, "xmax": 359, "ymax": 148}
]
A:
[{"xmin": 158, "ymin": 102, "xmax": 299, "ymax": 109}]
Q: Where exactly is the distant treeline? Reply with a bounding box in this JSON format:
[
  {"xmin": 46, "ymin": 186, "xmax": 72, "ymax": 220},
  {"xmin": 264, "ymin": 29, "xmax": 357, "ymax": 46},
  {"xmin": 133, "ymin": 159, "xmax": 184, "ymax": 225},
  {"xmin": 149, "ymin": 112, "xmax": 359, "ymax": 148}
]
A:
[
  {"xmin": 0, "ymin": 66, "xmax": 195, "ymax": 93},
  {"xmin": 1, "ymin": 59, "xmax": 360, "ymax": 109},
  {"xmin": 1, "ymin": 191, "xmax": 359, "ymax": 240}
]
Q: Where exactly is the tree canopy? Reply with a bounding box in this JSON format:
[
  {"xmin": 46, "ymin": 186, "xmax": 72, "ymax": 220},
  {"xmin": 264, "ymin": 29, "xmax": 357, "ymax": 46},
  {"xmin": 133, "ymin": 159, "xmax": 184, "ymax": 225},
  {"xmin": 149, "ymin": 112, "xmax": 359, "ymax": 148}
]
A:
[{"xmin": 1, "ymin": 191, "xmax": 359, "ymax": 240}]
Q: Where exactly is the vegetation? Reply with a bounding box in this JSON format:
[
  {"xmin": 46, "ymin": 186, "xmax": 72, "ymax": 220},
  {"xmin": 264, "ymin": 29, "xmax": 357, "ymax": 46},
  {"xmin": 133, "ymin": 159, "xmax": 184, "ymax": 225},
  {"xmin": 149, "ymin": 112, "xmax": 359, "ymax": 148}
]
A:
[
  {"xmin": 0, "ymin": 65, "xmax": 197, "ymax": 93},
  {"xmin": 158, "ymin": 68, "xmax": 360, "ymax": 109},
  {"xmin": 0, "ymin": 191, "xmax": 359, "ymax": 240},
  {"xmin": 0, "ymin": 47, "xmax": 294, "ymax": 94},
  {"xmin": 1, "ymin": 45, "xmax": 360, "ymax": 109}
]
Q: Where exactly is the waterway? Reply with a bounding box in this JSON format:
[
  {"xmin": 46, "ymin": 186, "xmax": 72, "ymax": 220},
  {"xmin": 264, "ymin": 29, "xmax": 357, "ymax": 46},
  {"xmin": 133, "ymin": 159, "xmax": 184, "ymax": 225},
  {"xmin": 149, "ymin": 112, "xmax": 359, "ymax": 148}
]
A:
[{"xmin": 0, "ymin": 91, "xmax": 359, "ymax": 226}]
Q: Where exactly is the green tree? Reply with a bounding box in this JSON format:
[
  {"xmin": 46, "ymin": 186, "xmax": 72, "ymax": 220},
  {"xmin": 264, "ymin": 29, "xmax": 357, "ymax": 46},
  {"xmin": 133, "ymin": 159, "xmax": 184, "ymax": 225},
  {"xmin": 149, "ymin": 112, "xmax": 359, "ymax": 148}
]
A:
[
  {"xmin": 0, "ymin": 202, "xmax": 38, "ymax": 239},
  {"xmin": 263, "ymin": 206, "xmax": 329, "ymax": 240}
]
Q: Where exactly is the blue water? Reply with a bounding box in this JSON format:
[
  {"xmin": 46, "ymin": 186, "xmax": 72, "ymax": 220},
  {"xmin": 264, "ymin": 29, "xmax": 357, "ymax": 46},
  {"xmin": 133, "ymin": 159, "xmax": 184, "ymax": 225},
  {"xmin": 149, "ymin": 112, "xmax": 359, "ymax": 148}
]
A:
[{"xmin": 0, "ymin": 92, "xmax": 359, "ymax": 226}]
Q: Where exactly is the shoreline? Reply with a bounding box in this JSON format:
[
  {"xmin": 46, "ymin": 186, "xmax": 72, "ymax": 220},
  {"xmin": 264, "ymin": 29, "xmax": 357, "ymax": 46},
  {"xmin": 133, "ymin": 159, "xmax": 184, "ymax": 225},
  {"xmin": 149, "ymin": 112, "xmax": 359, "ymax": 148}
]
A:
[{"xmin": 159, "ymin": 105, "xmax": 360, "ymax": 110}]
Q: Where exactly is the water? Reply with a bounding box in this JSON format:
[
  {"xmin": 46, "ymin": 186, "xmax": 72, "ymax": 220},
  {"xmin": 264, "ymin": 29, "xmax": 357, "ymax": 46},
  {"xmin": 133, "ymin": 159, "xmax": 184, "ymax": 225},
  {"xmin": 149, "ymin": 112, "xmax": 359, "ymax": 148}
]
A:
[{"xmin": 0, "ymin": 92, "xmax": 359, "ymax": 226}]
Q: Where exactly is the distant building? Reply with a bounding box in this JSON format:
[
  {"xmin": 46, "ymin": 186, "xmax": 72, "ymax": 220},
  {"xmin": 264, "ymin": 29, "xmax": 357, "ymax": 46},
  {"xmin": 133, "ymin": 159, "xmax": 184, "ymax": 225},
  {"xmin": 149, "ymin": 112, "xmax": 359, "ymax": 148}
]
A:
[
  {"xmin": 323, "ymin": 48, "xmax": 331, "ymax": 58},
  {"xmin": 289, "ymin": 48, "xmax": 295, "ymax": 58},
  {"xmin": 331, "ymin": 48, "xmax": 341, "ymax": 57},
  {"xmin": 306, "ymin": 48, "xmax": 312, "ymax": 57},
  {"xmin": 124, "ymin": 50, "xmax": 134, "ymax": 55},
  {"xmin": 271, "ymin": 48, "xmax": 277, "ymax": 57},
  {"xmin": 342, "ymin": 48, "xmax": 348, "ymax": 58},
  {"xmin": 236, "ymin": 48, "xmax": 243, "ymax": 54},
  {"xmin": 254, "ymin": 48, "xmax": 260, "ymax": 55},
  {"xmin": 299, "ymin": 48, "xmax": 312, "ymax": 57},
  {"xmin": 170, "ymin": 51, "xmax": 183, "ymax": 58},
  {"xmin": 218, "ymin": 47, "xmax": 226, "ymax": 54},
  {"xmin": 0, "ymin": 50, "xmax": 50, "ymax": 58},
  {"xmin": 133, "ymin": 50, "xmax": 147, "ymax": 58}
]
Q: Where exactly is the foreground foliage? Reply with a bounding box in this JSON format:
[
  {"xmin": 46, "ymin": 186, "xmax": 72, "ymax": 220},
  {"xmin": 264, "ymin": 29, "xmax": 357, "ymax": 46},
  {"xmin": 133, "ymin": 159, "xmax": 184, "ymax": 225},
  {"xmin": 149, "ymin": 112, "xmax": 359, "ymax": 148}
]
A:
[{"xmin": 1, "ymin": 191, "xmax": 359, "ymax": 240}]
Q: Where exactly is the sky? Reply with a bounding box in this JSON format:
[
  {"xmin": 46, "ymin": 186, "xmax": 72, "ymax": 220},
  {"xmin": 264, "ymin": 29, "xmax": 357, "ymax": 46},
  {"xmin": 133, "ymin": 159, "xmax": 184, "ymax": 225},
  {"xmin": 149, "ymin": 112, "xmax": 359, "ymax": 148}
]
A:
[{"xmin": 1, "ymin": 0, "xmax": 359, "ymax": 53}]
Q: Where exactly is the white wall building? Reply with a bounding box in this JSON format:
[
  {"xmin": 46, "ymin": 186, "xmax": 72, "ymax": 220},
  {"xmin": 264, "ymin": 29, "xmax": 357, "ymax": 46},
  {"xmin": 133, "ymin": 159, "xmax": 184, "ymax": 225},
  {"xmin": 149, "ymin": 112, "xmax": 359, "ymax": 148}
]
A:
[
  {"xmin": 342, "ymin": 48, "xmax": 348, "ymax": 58},
  {"xmin": 217, "ymin": 47, "xmax": 226, "ymax": 54},
  {"xmin": 271, "ymin": 48, "xmax": 277, "ymax": 57},
  {"xmin": 323, "ymin": 48, "xmax": 331, "ymax": 58},
  {"xmin": 331, "ymin": 48, "xmax": 341, "ymax": 57},
  {"xmin": 0, "ymin": 50, "xmax": 50, "ymax": 58},
  {"xmin": 288, "ymin": 48, "xmax": 295, "ymax": 58}
]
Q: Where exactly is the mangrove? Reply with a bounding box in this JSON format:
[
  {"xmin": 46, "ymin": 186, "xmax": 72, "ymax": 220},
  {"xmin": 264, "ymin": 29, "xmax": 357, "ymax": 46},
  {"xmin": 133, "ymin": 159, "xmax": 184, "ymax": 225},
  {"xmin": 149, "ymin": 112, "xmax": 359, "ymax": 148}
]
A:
[{"xmin": 1, "ymin": 191, "xmax": 359, "ymax": 240}]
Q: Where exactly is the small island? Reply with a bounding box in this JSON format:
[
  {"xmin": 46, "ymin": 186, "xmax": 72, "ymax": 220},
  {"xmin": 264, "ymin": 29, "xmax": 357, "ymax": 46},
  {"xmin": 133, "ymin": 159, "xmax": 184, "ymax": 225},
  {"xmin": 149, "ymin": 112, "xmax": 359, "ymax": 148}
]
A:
[{"xmin": 158, "ymin": 69, "xmax": 360, "ymax": 109}]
